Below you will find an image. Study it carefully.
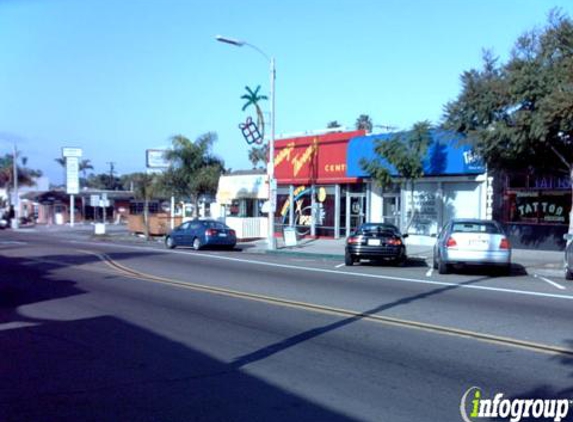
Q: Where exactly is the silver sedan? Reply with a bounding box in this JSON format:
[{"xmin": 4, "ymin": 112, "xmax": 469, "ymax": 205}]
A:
[{"xmin": 433, "ymin": 219, "xmax": 512, "ymax": 275}]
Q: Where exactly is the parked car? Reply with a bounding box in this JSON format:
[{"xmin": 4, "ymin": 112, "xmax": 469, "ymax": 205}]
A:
[
  {"xmin": 564, "ymin": 234, "xmax": 573, "ymax": 281},
  {"xmin": 345, "ymin": 223, "xmax": 408, "ymax": 266},
  {"xmin": 165, "ymin": 219, "xmax": 237, "ymax": 250},
  {"xmin": 433, "ymin": 219, "xmax": 511, "ymax": 275}
]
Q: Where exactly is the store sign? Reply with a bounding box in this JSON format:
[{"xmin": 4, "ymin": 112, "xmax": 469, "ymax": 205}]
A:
[
  {"xmin": 66, "ymin": 156, "xmax": 80, "ymax": 195},
  {"xmin": 274, "ymin": 132, "xmax": 362, "ymax": 184},
  {"xmin": 512, "ymin": 192, "xmax": 569, "ymax": 224},
  {"xmin": 532, "ymin": 176, "xmax": 571, "ymax": 190}
]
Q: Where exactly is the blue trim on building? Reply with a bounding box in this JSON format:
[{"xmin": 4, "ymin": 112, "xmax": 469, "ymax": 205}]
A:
[{"xmin": 346, "ymin": 130, "xmax": 485, "ymax": 178}]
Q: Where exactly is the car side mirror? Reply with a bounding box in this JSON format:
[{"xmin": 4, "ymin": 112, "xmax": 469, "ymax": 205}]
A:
[
  {"xmin": 430, "ymin": 233, "xmax": 437, "ymax": 238},
  {"xmin": 402, "ymin": 233, "xmax": 409, "ymax": 238}
]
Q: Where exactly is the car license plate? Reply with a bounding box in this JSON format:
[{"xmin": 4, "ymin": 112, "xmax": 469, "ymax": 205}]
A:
[
  {"xmin": 219, "ymin": 233, "xmax": 227, "ymax": 237},
  {"xmin": 469, "ymin": 239, "xmax": 488, "ymax": 246},
  {"xmin": 367, "ymin": 239, "xmax": 381, "ymax": 246}
]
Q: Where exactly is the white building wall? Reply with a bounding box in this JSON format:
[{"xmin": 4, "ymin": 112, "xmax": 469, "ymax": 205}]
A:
[
  {"xmin": 369, "ymin": 184, "xmax": 383, "ymax": 223},
  {"xmin": 369, "ymin": 176, "xmax": 487, "ymax": 245}
]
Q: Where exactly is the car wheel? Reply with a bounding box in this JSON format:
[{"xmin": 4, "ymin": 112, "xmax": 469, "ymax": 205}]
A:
[
  {"xmin": 566, "ymin": 268, "xmax": 573, "ymax": 281},
  {"xmin": 432, "ymin": 254, "xmax": 438, "ymax": 269},
  {"xmin": 438, "ymin": 257, "xmax": 449, "ymax": 274},
  {"xmin": 165, "ymin": 236, "xmax": 176, "ymax": 249},
  {"xmin": 345, "ymin": 252, "xmax": 354, "ymax": 266},
  {"xmin": 394, "ymin": 254, "xmax": 407, "ymax": 267},
  {"xmin": 192, "ymin": 237, "xmax": 202, "ymax": 251}
]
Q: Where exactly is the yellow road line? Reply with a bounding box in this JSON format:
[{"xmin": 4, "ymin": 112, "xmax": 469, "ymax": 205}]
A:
[{"xmin": 81, "ymin": 250, "xmax": 573, "ymax": 358}]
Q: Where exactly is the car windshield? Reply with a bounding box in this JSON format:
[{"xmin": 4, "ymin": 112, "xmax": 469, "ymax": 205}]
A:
[
  {"xmin": 358, "ymin": 224, "xmax": 399, "ymax": 235},
  {"xmin": 204, "ymin": 221, "xmax": 227, "ymax": 230},
  {"xmin": 451, "ymin": 222, "xmax": 501, "ymax": 234}
]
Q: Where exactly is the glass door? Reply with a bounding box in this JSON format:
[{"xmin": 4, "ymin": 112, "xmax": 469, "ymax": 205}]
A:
[
  {"xmin": 349, "ymin": 194, "xmax": 366, "ymax": 231},
  {"xmin": 382, "ymin": 195, "xmax": 400, "ymax": 228}
]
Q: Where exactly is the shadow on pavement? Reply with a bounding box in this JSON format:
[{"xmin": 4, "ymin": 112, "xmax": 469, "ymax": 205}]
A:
[{"xmin": 0, "ymin": 253, "xmax": 360, "ymax": 422}]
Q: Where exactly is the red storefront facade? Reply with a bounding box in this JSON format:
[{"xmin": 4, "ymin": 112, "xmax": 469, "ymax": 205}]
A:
[{"xmin": 273, "ymin": 130, "xmax": 367, "ymax": 237}]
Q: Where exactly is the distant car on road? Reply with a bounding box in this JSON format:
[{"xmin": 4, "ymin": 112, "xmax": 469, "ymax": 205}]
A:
[
  {"xmin": 433, "ymin": 219, "xmax": 511, "ymax": 275},
  {"xmin": 564, "ymin": 234, "xmax": 573, "ymax": 280},
  {"xmin": 165, "ymin": 219, "xmax": 237, "ymax": 250},
  {"xmin": 345, "ymin": 222, "xmax": 408, "ymax": 266}
]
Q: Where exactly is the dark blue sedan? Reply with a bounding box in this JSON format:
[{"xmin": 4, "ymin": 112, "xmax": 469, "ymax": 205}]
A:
[{"xmin": 165, "ymin": 219, "xmax": 237, "ymax": 250}]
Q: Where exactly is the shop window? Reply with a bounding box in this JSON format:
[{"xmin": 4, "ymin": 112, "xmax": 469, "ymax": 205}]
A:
[
  {"xmin": 504, "ymin": 191, "xmax": 570, "ymax": 225},
  {"xmin": 227, "ymin": 199, "xmax": 263, "ymax": 217}
]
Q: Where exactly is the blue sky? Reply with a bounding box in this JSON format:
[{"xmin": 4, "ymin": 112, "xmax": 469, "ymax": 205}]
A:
[{"xmin": 1, "ymin": 0, "xmax": 571, "ymax": 184}]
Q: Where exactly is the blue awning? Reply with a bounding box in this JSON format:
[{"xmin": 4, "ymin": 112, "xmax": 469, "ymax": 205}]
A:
[{"xmin": 346, "ymin": 130, "xmax": 485, "ymax": 178}]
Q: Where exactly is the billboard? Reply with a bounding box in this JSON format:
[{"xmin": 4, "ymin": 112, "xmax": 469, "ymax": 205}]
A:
[{"xmin": 146, "ymin": 149, "xmax": 169, "ymax": 169}]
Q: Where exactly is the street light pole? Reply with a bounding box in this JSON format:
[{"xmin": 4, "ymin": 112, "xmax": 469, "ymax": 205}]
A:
[
  {"xmin": 12, "ymin": 144, "xmax": 19, "ymax": 229},
  {"xmin": 216, "ymin": 35, "xmax": 276, "ymax": 250}
]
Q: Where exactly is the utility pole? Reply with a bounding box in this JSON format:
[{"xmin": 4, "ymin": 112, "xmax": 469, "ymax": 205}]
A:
[{"xmin": 106, "ymin": 162, "xmax": 115, "ymax": 189}]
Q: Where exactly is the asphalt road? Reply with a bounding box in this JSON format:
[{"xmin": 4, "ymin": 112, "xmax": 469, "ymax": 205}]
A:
[{"xmin": 1, "ymin": 231, "xmax": 572, "ymax": 422}]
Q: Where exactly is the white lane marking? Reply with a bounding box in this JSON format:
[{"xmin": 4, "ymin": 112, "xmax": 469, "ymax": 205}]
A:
[
  {"xmin": 335, "ymin": 263, "xmax": 345, "ymax": 268},
  {"xmin": 425, "ymin": 268, "xmax": 433, "ymax": 277},
  {"xmin": 0, "ymin": 241, "xmax": 27, "ymax": 245},
  {"xmin": 534, "ymin": 274, "xmax": 566, "ymax": 290},
  {"xmin": 67, "ymin": 240, "xmax": 573, "ymax": 302}
]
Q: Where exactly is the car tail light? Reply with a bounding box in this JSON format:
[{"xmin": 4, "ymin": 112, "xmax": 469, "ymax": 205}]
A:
[
  {"xmin": 205, "ymin": 229, "xmax": 217, "ymax": 236},
  {"xmin": 347, "ymin": 236, "xmax": 361, "ymax": 244},
  {"xmin": 387, "ymin": 238, "xmax": 402, "ymax": 246},
  {"xmin": 499, "ymin": 237, "xmax": 510, "ymax": 249},
  {"xmin": 229, "ymin": 230, "xmax": 236, "ymax": 237},
  {"xmin": 446, "ymin": 237, "xmax": 457, "ymax": 248}
]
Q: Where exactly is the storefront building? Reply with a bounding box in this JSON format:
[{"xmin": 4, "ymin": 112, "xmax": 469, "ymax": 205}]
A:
[
  {"xmin": 346, "ymin": 131, "xmax": 489, "ymax": 243},
  {"xmin": 274, "ymin": 130, "xmax": 489, "ymax": 242},
  {"xmin": 493, "ymin": 171, "xmax": 571, "ymax": 250},
  {"xmin": 215, "ymin": 170, "xmax": 269, "ymax": 239},
  {"xmin": 274, "ymin": 130, "xmax": 366, "ymax": 238}
]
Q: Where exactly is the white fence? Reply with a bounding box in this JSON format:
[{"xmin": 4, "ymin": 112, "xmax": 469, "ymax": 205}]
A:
[{"xmin": 225, "ymin": 217, "xmax": 267, "ymax": 240}]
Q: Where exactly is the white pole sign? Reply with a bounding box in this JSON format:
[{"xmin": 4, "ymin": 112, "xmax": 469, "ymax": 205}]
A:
[{"xmin": 66, "ymin": 156, "xmax": 80, "ymax": 194}]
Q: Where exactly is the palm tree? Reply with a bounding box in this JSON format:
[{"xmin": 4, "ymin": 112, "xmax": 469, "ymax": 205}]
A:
[
  {"xmin": 79, "ymin": 159, "xmax": 94, "ymax": 179},
  {"xmin": 247, "ymin": 144, "xmax": 269, "ymax": 169},
  {"xmin": 0, "ymin": 153, "xmax": 41, "ymax": 209},
  {"xmin": 355, "ymin": 114, "xmax": 373, "ymax": 132},
  {"xmin": 241, "ymin": 85, "xmax": 268, "ymax": 139},
  {"xmin": 162, "ymin": 132, "xmax": 225, "ymax": 216},
  {"xmin": 131, "ymin": 172, "xmax": 159, "ymax": 240}
]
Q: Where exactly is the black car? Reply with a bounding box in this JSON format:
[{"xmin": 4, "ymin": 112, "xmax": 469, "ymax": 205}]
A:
[{"xmin": 345, "ymin": 223, "xmax": 408, "ymax": 266}]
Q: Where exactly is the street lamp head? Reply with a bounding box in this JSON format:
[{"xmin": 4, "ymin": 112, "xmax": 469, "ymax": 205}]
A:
[{"xmin": 215, "ymin": 35, "xmax": 245, "ymax": 47}]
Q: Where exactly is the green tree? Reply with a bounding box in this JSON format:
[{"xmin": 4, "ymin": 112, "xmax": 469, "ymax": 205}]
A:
[
  {"xmin": 0, "ymin": 152, "xmax": 42, "ymax": 207},
  {"xmin": 247, "ymin": 144, "xmax": 268, "ymax": 169},
  {"xmin": 241, "ymin": 85, "xmax": 268, "ymax": 138},
  {"xmin": 361, "ymin": 121, "xmax": 433, "ymax": 229},
  {"xmin": 442, "ymin": 10, "xmax": 573, "ymax": 232},
  {"xmin": 162, "ymin": 133, "xmax": 224, "ymax": 216},
  {"xmin": 131, "ymin": 172, "xmax": 160, "ymax": 240},
  {"xmin": 355, "ymin": 114, "xmax": 373, "ymax": 132}
]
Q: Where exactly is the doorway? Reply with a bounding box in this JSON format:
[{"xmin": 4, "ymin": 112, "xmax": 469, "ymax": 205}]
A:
[
  {"xmin": 349, "ymin": 193, "xmax": 366, "ymax": 231},
  {"xmin": 382, "ymin": 195, "xmax": 400, "ymax": 228}
]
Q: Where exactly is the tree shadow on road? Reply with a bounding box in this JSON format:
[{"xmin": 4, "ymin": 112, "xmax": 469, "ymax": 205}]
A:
[{"xmin": 231, "ymin": 273, "xmax": 494, "ymax": 369}]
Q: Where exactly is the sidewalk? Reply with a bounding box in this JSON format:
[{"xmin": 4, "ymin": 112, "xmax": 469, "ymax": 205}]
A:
[{"xmin": 13, "ymin": 223, "xmax": 566, "ymax": 279}]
